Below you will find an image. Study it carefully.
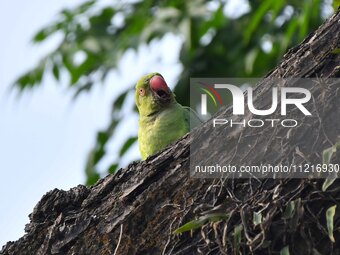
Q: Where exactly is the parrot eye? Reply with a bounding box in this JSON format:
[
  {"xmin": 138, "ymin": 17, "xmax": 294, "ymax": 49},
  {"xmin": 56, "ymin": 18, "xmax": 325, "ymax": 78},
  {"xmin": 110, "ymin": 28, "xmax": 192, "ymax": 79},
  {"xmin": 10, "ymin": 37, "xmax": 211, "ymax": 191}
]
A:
[{"xmin": 139, "ymin": 88, "xmax": 146, "ymax": 96}]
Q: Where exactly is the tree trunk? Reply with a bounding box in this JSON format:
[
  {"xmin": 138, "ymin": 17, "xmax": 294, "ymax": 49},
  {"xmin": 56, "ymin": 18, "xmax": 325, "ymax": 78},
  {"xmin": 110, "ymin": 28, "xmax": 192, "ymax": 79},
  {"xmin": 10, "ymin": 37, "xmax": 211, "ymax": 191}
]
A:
[{"xmin": 1, "ymin": 10, "xmax": 340, "ymax": 255}]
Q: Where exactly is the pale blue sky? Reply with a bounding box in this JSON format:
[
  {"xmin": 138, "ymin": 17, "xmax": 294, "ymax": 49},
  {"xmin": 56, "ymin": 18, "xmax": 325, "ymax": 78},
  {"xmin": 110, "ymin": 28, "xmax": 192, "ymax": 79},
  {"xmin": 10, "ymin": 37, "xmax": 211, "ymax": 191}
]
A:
[{"xmin": 0, "ymin": 0, "xmax": 107, "ymax": 246}]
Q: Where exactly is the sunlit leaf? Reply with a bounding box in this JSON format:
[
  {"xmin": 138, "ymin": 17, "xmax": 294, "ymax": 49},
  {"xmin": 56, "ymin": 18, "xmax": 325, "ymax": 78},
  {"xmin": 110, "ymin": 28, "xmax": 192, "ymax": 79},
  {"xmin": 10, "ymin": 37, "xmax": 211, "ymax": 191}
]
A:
[
  {"xmin": 173, "ymin": 218, "xmax": 207, "ymax": 234},
  {"xmin": 323, "ymin": 143, "xmax": 340, "ymax": 164},
  {"xmin": 280, "ymin": 246, "xmax": 290, "ymax": 255},
  {"xmin": 173, "ymin": 212, "xmax": 230, "ymax": 234},
  {"xmin": 322, "ymin": 177, "xmax": 336, "ymax": 192},
  {"xmin": 322, "ymin": 142, "xmax": 340, "ymax": 191},
  {"xmin": 326, "ymin": 205, "xmax": 337, "ymax": 243},
  {"xmin": 253, "ymin": 211, "xmax": 262, "ymax": 226},
  {"xmin": 331, "ymin": 48, "xmax": 340, "ymax": 54},
  {"xmin": 244, "ymin": 0, "xmax": 273, "ymax": 44},
  {"xmin": 332, "ymin": 0, "xmax": 340, "ymax": 11}
]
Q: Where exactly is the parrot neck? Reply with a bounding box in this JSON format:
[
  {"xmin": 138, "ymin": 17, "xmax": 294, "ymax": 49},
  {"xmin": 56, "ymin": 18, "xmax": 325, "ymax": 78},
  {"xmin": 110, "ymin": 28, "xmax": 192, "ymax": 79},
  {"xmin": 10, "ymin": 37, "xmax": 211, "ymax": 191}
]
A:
[{"xmin": 141, "ymin": 99, "xmax": 177, "ymax": 118}]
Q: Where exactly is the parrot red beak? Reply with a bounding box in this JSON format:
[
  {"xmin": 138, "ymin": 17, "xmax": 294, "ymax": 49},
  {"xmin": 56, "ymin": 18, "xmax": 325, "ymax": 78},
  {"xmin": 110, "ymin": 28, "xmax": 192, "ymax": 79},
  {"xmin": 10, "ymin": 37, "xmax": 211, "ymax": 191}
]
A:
[{"xmin": 150, "ymin": 75, "xmax": 171, "ymax": 101}]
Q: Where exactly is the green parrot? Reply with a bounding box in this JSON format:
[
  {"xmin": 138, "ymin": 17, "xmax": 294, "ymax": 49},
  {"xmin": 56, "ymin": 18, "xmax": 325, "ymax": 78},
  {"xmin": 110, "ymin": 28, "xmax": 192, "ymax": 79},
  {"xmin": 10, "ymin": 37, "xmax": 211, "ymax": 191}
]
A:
[{"xmin": 135, "ymin": 72, "xmax": 201, "ymax": 160}]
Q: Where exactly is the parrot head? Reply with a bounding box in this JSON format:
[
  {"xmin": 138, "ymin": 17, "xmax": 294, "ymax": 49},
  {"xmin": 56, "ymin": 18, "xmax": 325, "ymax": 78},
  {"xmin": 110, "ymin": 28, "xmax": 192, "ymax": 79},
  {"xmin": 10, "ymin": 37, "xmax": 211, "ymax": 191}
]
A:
[{"xmin": 135, "ymin": 73, "xmax": 174, "ymax": 116}]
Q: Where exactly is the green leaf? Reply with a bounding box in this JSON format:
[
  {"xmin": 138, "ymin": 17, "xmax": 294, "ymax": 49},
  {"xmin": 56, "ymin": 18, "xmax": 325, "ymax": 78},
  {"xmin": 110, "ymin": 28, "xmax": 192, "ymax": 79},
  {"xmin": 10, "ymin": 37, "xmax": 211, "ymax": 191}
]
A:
[
  {"xmin": 282, "ymin": 200, "xmax": 296, "ymax": 220},
  {"xmin": 32, "ymin": 24, "xmax": 60, "ymax": 43},
  {"xmin": 323, "ymin": 144, "xmax": 338, "ymax": 164},
  {"xmin": 299, "ymin": 1, "xmax": 312, "ymax": 40},
  {"xmin": 281, "ymin": 17, "xmax": 299, "ymax": 52},
  {"xmin": 61, "ymin": 9, "xmax": 74, "ymax": 21},
  {"xmin": 233, "ymin": 224, "xmax": 243, "ymax": 252},
  {"xmin": 244, "ymin": 0, "xmax": 273, "ymax": 44},
  {"xmin": 312, "ymin": 248, "xmax": 322, "ymax": 255},
  {"xmin": 33, "ymin": 29, "xmax": 50, "ymax": 42},
  {"xmin": 326, "ymin": 205, "xmax": 337, "ymax": 243},
  {"xmin": 253, "ymin": 211, "xmax": 262, "ymax": 226},
  {"xmin": 333, "ymin": 0, "xmax": 340, "ymax": 10},
  {"xmin": 331, "ymin": 48, "xmax": 340, "ymax": 54},
  {"xmin": 113, "ymin": 90, "xmax": 129, "ymax": 110},
  {"xmin": 173, "ymin": 213, "xmax": 230, "ymax": 234},
  {"xmin": 280, "ymin": 246, "xmax": 290, "ymax": 255},
  {"xmin": 245, "ymin": 49, "xmax": 258, "ymax": 74},
  {"xmin": 205, "ymin": 212, "xmax": 231, "ymax": 222},
  {"xmin": 119, "ymin": 137, "xmax": 138, "ymax": 157},
  {"xmin": 76, "ymin": 0, "xmax": 96, "ymax": 14},
  {"xmin": 52, "ymin": 63, "xmax": 60, "ymax": 81},
  {"xmin": 173, "ymin": 218, "xmax": 207, "ymax": 234},
  {"xmin": 97, "ymin": 131, "xmax": 110, "ymax": 147},
  {"xmin": 323, "ymin": 177, "xmax": 336, "ymax": 192},
  {"xmin": 322, "ymin": 142, "xmax": 340, "ymax": 191},
  {"xmin": 108, "ymin": 163, "xmax": 119, "ymax": 174},
  {"xmin": 86, "ymin": 171, "xmax": 100, "ymax": 186},
  {"xmin": 73, "ymin": 82, "xmax": 93, "ymax": 98},
  {"xmin": 93, "ymin": 147, "xmax": 105, "ymax": 165}
]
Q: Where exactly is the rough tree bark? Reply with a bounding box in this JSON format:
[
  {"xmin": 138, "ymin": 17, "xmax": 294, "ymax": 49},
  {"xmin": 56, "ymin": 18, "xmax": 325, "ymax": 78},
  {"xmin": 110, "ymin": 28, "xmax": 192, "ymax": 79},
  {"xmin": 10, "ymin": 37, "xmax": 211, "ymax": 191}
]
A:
[{"xmin": 1, "ymin": 10, "xmax": 340, "ymax": 255}]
